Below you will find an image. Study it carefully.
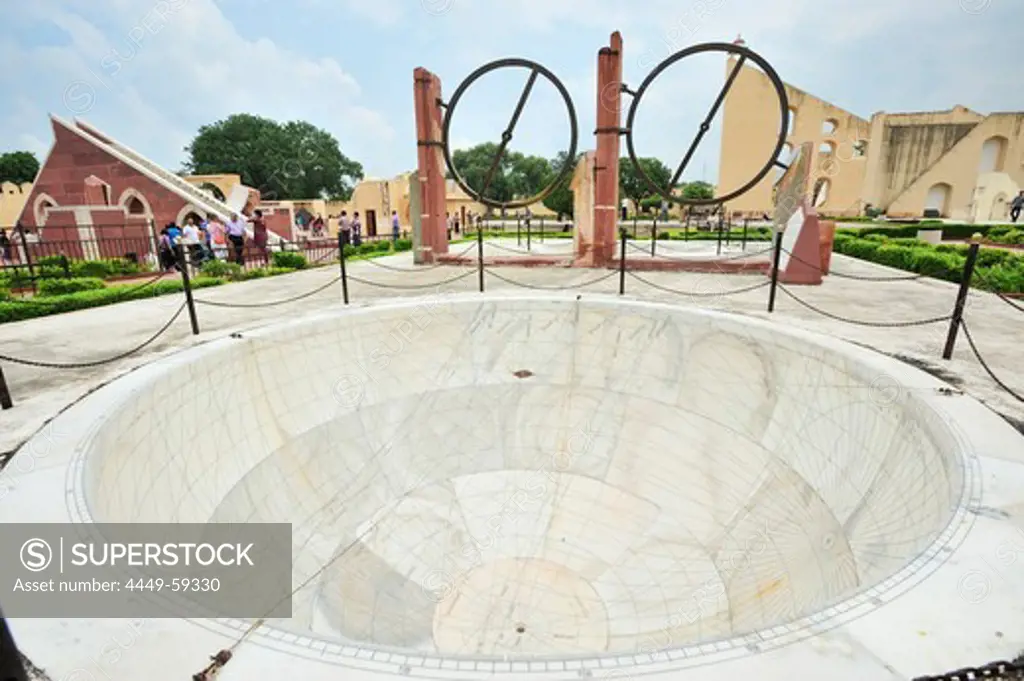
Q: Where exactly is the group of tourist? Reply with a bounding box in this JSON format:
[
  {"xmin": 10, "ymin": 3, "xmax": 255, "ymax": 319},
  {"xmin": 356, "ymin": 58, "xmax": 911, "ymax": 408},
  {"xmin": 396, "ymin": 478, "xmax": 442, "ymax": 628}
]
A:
[
  {"xmin": 296, "ymin": 213, "xmax": 327, "ymax": 238},
  {"xmin": 156, "ymin": 211, "xmax": 268, "ymax": 271},
  {"xmin": 336, "ymin": 210, "xmax": 402, "ymax": 245}
]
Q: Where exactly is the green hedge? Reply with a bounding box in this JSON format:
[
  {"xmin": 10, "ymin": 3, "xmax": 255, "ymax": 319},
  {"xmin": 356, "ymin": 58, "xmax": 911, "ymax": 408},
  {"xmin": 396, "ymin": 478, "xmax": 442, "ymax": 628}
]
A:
[
  {"xmin": 849, "ymin": 223, "xmax": 1013, "ymax": 241},
  {"xmin": 666, "ymin": 228, "xmax": 773, "ymax": 241},
  {"xmin": 0, "ymin": 277, "xmax": 227, "ymax": 324},
  {"xmin": 37, "ymin": 277, "xmax": 106, "ymax": 296},
  {"xmin": 395, "ymin": 238, "xmax": 412, "ymax": 252},
  {"xmin": 200, "ymin": 260, "xmax": 244, "ymax": 279},
  {"xmin": 0, "ymin": 257, "xmax": 149, "ymax": 290},
  {"xmin": 271, "ymin": 251, "xmax": 308, "ymax": 269},
  {"xmin": 832, "ymin": 233, "xmax": 1024, "ymax": 293},
  {"xmin": 70, "ymin": 258, "xmax": 147, "ymax": 278}
]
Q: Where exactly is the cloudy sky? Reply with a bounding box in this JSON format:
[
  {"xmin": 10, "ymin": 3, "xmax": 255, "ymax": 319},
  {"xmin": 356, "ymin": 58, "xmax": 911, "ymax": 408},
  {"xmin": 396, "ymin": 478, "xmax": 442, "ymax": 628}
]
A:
[{"xmin": 0, "ymin": 0, "xmax": 1017, "ymax": 186}]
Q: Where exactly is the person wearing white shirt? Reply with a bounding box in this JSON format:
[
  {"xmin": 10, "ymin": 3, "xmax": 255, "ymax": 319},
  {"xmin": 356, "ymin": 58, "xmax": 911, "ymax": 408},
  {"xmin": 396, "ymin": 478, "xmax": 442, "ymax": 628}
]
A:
[
  {"xmin": 181, "ymin": 218, "xmax": 200, "ymax": 243},
  {"xmin": 338, "ymin": 211, "xmax": 352, "ymax": 246},
  {"xmin": 225, "ymin": 213, "xmax": 247, "ymax": 265}
]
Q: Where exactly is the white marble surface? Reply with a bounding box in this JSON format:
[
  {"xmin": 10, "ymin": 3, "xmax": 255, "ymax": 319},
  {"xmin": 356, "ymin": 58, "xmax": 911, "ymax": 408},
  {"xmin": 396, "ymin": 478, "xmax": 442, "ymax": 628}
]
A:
[{"xmin": 3, "ymin": 293, "xmax": 1023, "ymax": 680}]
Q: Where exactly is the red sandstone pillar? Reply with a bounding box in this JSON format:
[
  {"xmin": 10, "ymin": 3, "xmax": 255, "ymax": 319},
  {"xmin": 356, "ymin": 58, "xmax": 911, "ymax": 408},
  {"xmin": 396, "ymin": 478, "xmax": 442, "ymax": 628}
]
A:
[
  {"xmin": 413, "ymin": 68, "xmax": 449, "ymax": 263},
  {"xmin": 593, "ymin": 32, "xmax": 624, "ymax": 266}
]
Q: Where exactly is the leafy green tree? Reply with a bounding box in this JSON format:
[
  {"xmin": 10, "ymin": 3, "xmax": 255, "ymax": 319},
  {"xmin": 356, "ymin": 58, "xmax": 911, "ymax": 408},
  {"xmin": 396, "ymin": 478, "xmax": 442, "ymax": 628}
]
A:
[
  {"xmin": 183, "ymin": 114, "xmax": 363, "ymax": 201},
  {"xmin": 450, "ymin": 143, "xmax": 516, "ymax": 203},
  {"xmin": 619, "ymin": 157, "xmax": 672, "ymax": 214},
  {"xmin": 508, "ymin": 154, "xmax": 553, "ymax": 200},
  {"xmin": 640, "ymin": 195, "xmax": 674, "ymax": 213},
  {"xmin": 0, "ymin": 151, "xmax": 40, "ymax": 185},
  {"xmin": 681, "ymin": 181, "xmax": 715, "ymax": 201},
  {"xmin": 542, "ymin": 151, "xmax": 580, "ymax": 219},
  {"xmin": 450, "ymin": 143, "xmax": 555, "ymax": 204}
]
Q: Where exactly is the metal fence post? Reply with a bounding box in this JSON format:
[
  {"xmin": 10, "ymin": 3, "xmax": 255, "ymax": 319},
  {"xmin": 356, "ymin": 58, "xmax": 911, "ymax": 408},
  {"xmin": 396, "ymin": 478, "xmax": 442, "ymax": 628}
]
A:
[
  {"xmin": 619, "ymin": 229, "xmax": 627, "ymax": 296},
  {"xmin": 338, "ymin": 232, "xmax": 349, "ymax": 305},
  {"xmin": 942, "ymin": 241, "xmax": 980, "ymax": 360},
  {"xmin": 526, "ymin": 218, "xmax": 532, "ymax": 251},
  {"xmin": 650, "ymin": 222, "xmax": 657, "ymax": 257},
  {"xmin": 540, "ymin": 216, "xmax": 544, "ymax": 243},
  {"xmin": 0, "ymin": 365, "xmax": 13, "ymax": 410},
  {"xmin": 0, "ymin": 610, "xmax": 29, "ymax": 680},
  {"xmin": 716, "ymin": 218, "xmax": 723, "ymax": 256},
  {"xmin": 517, "ymin": 216, "xmax": 521, "ymax": 246},
  {"xmin": 176, "ymin": 244, "xmax": 200, "ymax": 335},
  {"xmin": 768, "ymin": 230, "xmax": 783, "ymax": 313},
  {"xmin": 742, "ymin": 217, "xmax": 749, "ymax": 252},
  {"xmin": 477, "ymin": 224, "xmax": 485, "ymax": 293}
]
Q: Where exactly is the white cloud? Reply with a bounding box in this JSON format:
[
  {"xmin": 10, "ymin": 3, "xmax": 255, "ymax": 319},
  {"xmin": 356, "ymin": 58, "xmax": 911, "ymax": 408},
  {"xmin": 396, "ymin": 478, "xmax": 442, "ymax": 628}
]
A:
[
  {"xmin": 1, "ymin": 0, "xmax": 1016, "ymax": 182},
  {"xmin": 2, "ymin": 0, "xmax": 396, "ymax": 175}
]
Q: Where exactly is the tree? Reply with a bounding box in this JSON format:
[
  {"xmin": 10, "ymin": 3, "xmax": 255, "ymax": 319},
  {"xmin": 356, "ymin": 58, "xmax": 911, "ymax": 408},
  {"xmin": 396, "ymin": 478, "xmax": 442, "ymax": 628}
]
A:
[
  {"xmin": 508, "ymin": 154, "xmax": 553, "ymax": 200},
  {"xmin": 542, "ymin": 151, "xmax": 580, "ymax": 219},
  {"xmin": 681, "ymin": 181, "xmax": 715, "ymax": 201},
  {"xmin": 183, "ymin": 114, "xmax": 363, "ymax": 201},
  {"xmin": 0, "ymin": 151, "xmax": 40, "ymax": 185},
  {"xmin": 450, "ymin": 143, "xmax": 516, "ymax": 203},
  {"xmin": 619, "ymin": 157, "xmax": 672, "ymax": 214},
  {"xmin": 450, "ymin": 143, "xmax": 554, "ymax": 205}
]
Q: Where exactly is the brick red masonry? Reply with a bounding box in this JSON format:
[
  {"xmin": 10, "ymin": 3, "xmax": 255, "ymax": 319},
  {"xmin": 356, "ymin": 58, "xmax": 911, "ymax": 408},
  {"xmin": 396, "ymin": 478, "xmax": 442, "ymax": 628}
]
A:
[
  {"xmin": 262, "ymin": 209, "xmax": 293, "ymax": 241},
  {"xmin": 17, "ymin": 119, "xmax": 195, "ymax": 232}
]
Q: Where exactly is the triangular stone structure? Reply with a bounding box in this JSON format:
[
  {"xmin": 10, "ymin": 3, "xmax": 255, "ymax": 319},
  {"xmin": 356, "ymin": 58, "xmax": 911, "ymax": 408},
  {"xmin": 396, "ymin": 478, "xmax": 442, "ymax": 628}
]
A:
[{"xmin": 17, "ymin": 115, "xmax": 278, "ymax": 246}]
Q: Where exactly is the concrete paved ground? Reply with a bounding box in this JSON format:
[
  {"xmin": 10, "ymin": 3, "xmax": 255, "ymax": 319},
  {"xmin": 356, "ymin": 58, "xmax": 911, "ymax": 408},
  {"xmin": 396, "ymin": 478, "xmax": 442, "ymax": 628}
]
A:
[{"xmin": 1, "ymin": 242, "xmax": 1022, "ymax": 458}]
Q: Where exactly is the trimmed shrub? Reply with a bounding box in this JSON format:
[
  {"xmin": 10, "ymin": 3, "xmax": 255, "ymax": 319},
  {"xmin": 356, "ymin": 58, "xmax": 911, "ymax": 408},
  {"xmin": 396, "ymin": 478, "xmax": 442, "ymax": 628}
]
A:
[
  {"xmin": 910, "ymin": 250, "xmax": 963, "ymax": 282},
  {"xmin": 974, "ymin": 248, "xmax": 1016, "ymax": 269},
  {"xmin": 394, "ymin": 238, "xmax": 413, "ymax": 252},
  {"xmin": 839, "ymin": 239, "xmax": 883, "ymax": 261},
  {"xmin": 64, "ymin": 258, "xmax": 144, "ymax": 279},
  {"xmin": 271, "ymin": 251, "xmax": 308, "ymax": 270},
  {"xmin": 37, "ymin": 277, "xmax": 106, "ymax": 296},
  {"xmin": 69, "ymin": 260, "xmax": 115, "ymax": 279},
  {"xmin": 872, "ymin": 244, "xmax": 917, "ymax": 271},
  {"xmin": 265, "ymin": 267, "xmax": 297, "ymax": 276},
  {"xmin": 37, "ymin": 255, "xmax": 69, "ymax": 268},
  {"xmin": 373, "ymin": 240, "xmax": 392, "ymax": 252},
  {"xmin": 0, "ymin": 277, "xmax": 228, "ymax": 324},
  {"xmin": 995, "ymin": 229, "xmax": 1024, "ymax": 245},
  {"xmin": 973, "ymin": 265, "xmax": 1024, "ymax": 294},
  {"xmin": 200, "ymin": 260, "xmax": 244, "ymax": 279},
  {"xmin": 239, "ymin": 268, "xmax": 269, "ymax": 280}
]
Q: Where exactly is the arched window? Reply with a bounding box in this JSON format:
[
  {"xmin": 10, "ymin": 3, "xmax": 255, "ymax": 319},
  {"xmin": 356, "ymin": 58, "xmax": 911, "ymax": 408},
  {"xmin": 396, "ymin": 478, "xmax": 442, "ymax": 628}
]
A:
[
  {"xmin": 925, "ymin": 183, "xmax": 952, "ymax": 217},
  {"xmin": 812, "ymin": 178, "xmax": 831, "ymax": 207},
  {"xmin": 33, "ymin": 193, "xmax": 58, "ymax": 226},
  {"xmin": 821, "ymin": 119, "xmax": 838, "ymax": 135},
  {"xmin": 978, "ymin": 136, "xmax": 1008, "ymax": 173},
  {"xmin": 118, "ymin": 189, "xmax": 152, "ymax": 218},
  {"xmin": 126, "ymin": 197, "xmax": 146, "ymax": 215}
]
